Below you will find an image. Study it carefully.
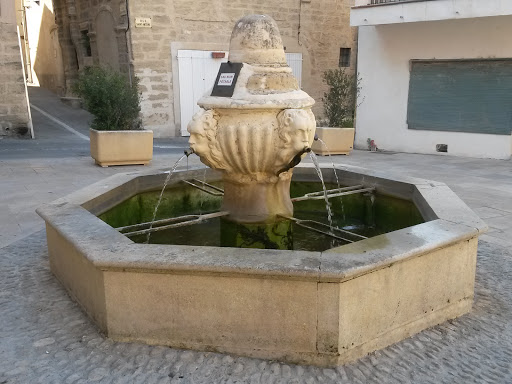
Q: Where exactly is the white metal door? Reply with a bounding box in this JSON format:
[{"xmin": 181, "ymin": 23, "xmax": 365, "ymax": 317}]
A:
[
  {"xmin": 286, "ymin": 53, "xmax": 303, "ymax": 88},
  {"xmin": 178, "ymin": 50, "xmax": 228, "ymax": 136},
  {"xmin": 178, "ymin": 51, "xmax": 302, "ymax": 136}
]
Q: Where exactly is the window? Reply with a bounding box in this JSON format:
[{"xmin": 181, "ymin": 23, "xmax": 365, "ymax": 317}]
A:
[
  {"xmin": 407, "ymin": 60, "xmax": 512, "ymax": 135},
  {"xmin": 339, "ymin": 48, "xmax": 351, "ymax": 68},
  {"xmin": 81, "ymin": 30, "xmax": 92, "ymax": 57}
]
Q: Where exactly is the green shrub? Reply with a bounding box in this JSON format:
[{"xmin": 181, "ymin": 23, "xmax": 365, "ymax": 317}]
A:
[
  {"xmin": 73, "ymin": 66, "xmax": 142, "ymax": 131},
  {"xmin": 322, "ymin": 68, "xmax": 359, "ymax": 128}
]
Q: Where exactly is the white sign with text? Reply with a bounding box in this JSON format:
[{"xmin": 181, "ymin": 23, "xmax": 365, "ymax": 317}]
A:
[
  {"xmin": 135, "ymin": 17, "xmax": 152, "ymax": 28},
  {"xmin": 218, "ymin": 73, "xmax": 235, "ymax": 86}
]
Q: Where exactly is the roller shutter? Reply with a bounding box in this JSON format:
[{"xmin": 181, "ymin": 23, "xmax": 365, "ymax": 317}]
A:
[{"xmin": 407, "ymin": 60, "xmax": 512, "ymax": 135}]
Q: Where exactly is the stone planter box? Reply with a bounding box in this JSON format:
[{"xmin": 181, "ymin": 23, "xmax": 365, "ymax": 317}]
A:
[
  {"xmin": 312, "ymin": 127, "xmax": 355, "ymax": 155},
  {"xmin": 90, "ymin": 129, "xmax": 153, "ymax": 167}
]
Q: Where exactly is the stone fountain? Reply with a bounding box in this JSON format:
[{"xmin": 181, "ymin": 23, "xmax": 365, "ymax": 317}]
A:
[
  {"xmin": 188, "ymin": 14, "xmax": 316, "ymax": 224},
  {"xmin": 37, "ymin": 15, "xmax": 487, "ymax": 367}
]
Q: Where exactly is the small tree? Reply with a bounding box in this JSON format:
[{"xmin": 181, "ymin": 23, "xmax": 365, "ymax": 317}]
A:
[
  {"xmin": 322, "ymin": 68, "xmax": 358, "ymax": 128},
  {"xmin": 73, "ymin": 66, "xmax": 142, "ymax": 131}
]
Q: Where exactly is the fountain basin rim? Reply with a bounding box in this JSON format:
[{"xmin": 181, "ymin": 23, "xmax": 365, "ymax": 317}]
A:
[
  {"xmin": 36, "ymin": 164, "xmax": 487, "ymax": 283},
  {"xmin": 35, "ymin": 163, "xmax": 487, "ymax": 366},
  {"xmin": 198, "ymin": 92, "xmax": 315, "ymax": 110},
  {"xmin": 37, "ymin": 203, "xmax": 479, "ymax": 283}
]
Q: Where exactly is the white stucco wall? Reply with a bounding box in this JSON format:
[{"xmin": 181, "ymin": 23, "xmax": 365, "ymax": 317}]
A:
[
  {"xmin": 355, "ymin": 15, "xmax": 512, "ymax": 159},
  {"xmin": 352, "ymin": 0, "xmax": 512, "ymax": 26}
]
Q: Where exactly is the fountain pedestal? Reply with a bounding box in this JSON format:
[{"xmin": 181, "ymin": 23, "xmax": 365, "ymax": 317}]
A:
[
  {"xmin": 220, "ymin": 218, "xmax": 293, "ymax": 249},
  {"xmin": 222, "ymin": 176, "xmax": 293, "ymax": 223},
  {"xmin": 188, "ymin": 15, "xmax": 316, "ymax": 225}
]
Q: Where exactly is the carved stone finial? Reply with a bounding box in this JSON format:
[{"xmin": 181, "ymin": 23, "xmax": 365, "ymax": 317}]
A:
[{"xmin": 228, "ymin": 14, "xmax": 287, "ymax": 66}]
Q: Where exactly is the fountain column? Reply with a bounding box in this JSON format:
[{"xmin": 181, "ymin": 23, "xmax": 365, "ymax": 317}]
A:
[{"xmin": 188, "ymin": 14, "xmax": 316, "ymax": 227}]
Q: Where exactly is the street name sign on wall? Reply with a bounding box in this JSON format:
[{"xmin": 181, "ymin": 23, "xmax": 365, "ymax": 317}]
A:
[{"xmin": 135, "ymin": 18, "xmax": 152, "ymax": 28}]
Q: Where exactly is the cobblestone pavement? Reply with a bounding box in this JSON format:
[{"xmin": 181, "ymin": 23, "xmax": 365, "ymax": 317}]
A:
[
  {"xmin": 1, "ymin": 87, "xmax": 512, "ymax": 382},
  {"xmin": 1, "ymin": 230, "xmax": 511, "ymax": 384}
]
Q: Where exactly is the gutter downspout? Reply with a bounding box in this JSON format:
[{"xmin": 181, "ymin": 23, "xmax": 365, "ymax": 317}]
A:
[
  {"xmin": 21, "ymin": 2, "xmax": 33, "ymax": 83},
  {"xmin": 125, "ymin": 0, "xmax": 133, "ymax": 87},
  {"xmin": 17, "ymin": 26, "xmax": 34, "ymax": 138}
]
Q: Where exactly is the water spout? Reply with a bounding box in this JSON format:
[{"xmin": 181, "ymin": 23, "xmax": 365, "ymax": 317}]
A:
[
  {"xmin": 276, "ymin": 146, "xmax": 311, "ymax": 176},
  {"xmin": 184, "ymin": 148, "xmax": 195, "ymax": 157}
]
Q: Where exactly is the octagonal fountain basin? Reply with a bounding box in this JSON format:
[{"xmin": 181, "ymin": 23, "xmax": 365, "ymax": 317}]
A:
[{"xmin": 37, "ymin": 164, "xmax": 487, "ymax": 367}]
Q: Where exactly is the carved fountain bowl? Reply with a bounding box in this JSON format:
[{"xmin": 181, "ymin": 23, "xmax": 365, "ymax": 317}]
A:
[
  {"xmin": 187, "ymin": 107, "xmax": 317, "ymax": 223},
  {"xmin": 37, "ymin": 164, "xmax": 486, "ymax": 367},
  {"xmin": 188, "ymin": 107, "xmax": 316, "ymax": 180}
]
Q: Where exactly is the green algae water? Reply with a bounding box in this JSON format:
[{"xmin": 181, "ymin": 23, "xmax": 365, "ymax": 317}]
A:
[{"xmin": 99, "ymin": 181, "xmax": 424, "ymax": 252}]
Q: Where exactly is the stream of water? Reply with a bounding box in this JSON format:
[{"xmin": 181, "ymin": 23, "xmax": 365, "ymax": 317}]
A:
[
  {"xmin": 315, "ymin": 137, "xmax": 346, "ymax": 221},
  {"xmin": 199, "ymin": 168, "xmax": 208, "ymax": 215},
  {"xmin": 145, "ymin": 154, "xmax": 187, "ymax": 244},
  {"xmin": 309, "ymin": 151, "xmax": 334, "ymax": 232}
]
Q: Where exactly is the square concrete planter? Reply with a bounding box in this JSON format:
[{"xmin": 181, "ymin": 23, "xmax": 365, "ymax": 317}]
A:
[
  {"xmin": 312, "ymin": 127, "xmax": 355, "ymax": 155},
  {"xmin": 90, "ymin": 129, "xmax": 153, "ymax": 167}
]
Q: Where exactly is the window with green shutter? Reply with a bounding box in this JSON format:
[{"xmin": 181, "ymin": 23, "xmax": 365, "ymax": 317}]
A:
[{"xmin": 407, "ymin": 60, "xmax": 512, "ymax": 135}]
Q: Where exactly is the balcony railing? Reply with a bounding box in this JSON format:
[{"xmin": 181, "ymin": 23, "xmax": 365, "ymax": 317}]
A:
[
  {"xmin": 370, "ymin": 0, "xmax": 406, "ymax": 4},
  {"xmin": 370, "ymin": 0, "xmax": 432, "ymax": 4},
  {"xmin": 352, "ymin": 0, "xmax": 512, "ymax": 25},
  {"xmin": 356, "ymin": 0, "xmax": 437, "ymax": 5}
]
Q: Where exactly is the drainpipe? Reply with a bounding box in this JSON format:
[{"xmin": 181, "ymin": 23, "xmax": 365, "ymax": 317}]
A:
[
  {"xmin": 353, "ymin": 23, "xmax": 359, "ymax": 146},
  {"xmin": 21, "ymin": 1, "xmax": 33, "ymax": 83},
  {"xmin": 125, "ymin": 0, "xmax": 133, "ymax": 87},
  {"xmin": 17, "ymin": 26, "xmax": 34, "ymax": 138}
]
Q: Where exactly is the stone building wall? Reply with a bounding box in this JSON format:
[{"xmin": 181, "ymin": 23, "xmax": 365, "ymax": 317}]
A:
[
  {"xmin": 55, "ymin": 0, "xmax": 356, "ymax": 137},
  {"xmin": 53, "ymin": 0, "xmax": 131, "ymax": 96},
  {"xmin": 128, "ymin": 0, "xmax": 357, "ymax": 137},
  {"xmin": 0, "ymin": 0, "xmax": 30, "ymax": 137}
]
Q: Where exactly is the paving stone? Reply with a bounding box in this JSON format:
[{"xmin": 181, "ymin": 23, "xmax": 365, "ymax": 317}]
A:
[
  {"xmin": 1, "ymin": 91, "xmax": 512, "ymax": 382},
  {"xmin": 1, "ymin": 232, "xmax": 511, "ymax": 383},
  {"xmin": 473, "ymin": 206, "xmax": 510, "ymax": 220}
]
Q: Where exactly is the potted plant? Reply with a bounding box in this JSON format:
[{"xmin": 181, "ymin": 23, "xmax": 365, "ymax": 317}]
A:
[
  {"xmin": 73, "ymin": 66, "xmax": 153, "ymax": 167},
  {"xmin": 312, "ymin": 68, "xmax": 358, "ymax": 155}
]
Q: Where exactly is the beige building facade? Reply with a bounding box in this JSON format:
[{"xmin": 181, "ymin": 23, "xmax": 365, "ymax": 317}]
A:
[
  {"xmin": 55, "ymin": 0, "xmax": 357, "ymax": 137},
  {"xmin": 16, "ymin": 0, "xmax": 66, "ymax": 95},
  {"xmin": 0, "ymin": 0, "xmax": 31, "ymax": 137},
  {"xmin": 52, "ymin": 0, "xmax": 131, "ymax": 95}
]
